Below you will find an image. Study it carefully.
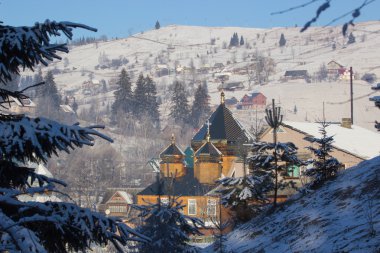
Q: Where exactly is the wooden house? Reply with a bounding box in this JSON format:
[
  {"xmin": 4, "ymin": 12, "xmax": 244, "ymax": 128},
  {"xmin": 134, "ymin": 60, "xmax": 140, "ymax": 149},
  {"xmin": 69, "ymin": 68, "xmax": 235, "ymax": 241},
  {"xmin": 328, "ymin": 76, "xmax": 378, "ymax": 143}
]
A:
[
  {"xmin": 284, "ymin": 70, "xmax": 309, "ymax": 80},
  {"xmin": 327, "ymin": 60, "xmax": 345, "ymax": 78},
  {"xmin": 260, "ymin": 120, "xmax": 380, "ymax": 170},
  {"xmin": 217, "ymin": 81, "xmax": 244, "ymax": 91},
  {"xmin": 237, "ymin": 92, "xmax": 267, "ymax": 110}
]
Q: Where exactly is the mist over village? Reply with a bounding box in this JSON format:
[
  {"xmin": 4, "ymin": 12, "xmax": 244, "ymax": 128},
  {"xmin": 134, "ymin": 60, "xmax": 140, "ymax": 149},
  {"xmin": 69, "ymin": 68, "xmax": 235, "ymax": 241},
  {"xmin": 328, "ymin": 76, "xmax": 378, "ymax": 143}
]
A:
[{"xmin": 0, "ymin": 1, "xmax": 379, "ymax": 252}]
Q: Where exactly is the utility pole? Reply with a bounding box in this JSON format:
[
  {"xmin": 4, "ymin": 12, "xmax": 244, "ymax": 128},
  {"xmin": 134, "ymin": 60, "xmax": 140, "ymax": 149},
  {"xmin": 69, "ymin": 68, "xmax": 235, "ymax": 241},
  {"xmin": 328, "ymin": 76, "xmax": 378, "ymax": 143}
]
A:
[{"xmin": 350, "ymin": 66, "xmax": 354, "ymax": 124}]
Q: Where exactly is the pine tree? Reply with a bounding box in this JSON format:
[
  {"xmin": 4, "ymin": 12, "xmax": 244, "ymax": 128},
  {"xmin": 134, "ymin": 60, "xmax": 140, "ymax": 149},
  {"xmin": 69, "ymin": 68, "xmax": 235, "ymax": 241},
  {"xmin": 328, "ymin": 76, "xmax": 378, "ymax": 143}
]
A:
[
  {"xmin": 170, "ymin": 81, "xmax": 190, "ymax": 124},
  {"xmin": 279, "ymin": 33, "xmax": 286, "ymax": 47},
  {"xmin": 155, "ymin": 20, "xmax": 161, "ymax": 30},
  {"xmin": 37, "ymin": 71, "xmax": 62, "ymax": 119},
  {"xmin": 144, "ymin": 75, "xmax": 160, "ymax": 128},
  {"xmin": 304, "ymin": 121, "xmax": 342, "ymax": 189},
  {"xmin": 348, "ymin": 32, "xmax": 356, "ymax": 44},
  {"xmin": 249, "ymin": 101, "xmax": 301, "ymax": 208},
  {"xmin": 112, "ymin": 68, "xmax": 133, "ymax": 122},
  {"xmin": 0, "ymin": 19, "xmax": 146, "ymax": 252},
  {"xmin": 240, "ymin": 35, "xmax": 245, "ymax": 46},
  {"xmin": 133, "ymin": 73, "xmax": 148, "ymax": 119},
  {"xmin": 190, "ymin": 84, "xmax": 210, "ymax": 128},
  {"xmin": 133, "ymin": 175, "xmax": 203, "ymax": 253}
]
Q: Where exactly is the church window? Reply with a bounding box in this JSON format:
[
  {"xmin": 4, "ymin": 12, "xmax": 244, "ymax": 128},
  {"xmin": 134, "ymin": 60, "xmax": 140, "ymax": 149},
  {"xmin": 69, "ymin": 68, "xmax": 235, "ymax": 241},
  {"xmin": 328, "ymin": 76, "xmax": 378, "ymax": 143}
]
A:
[
  {"xmin": 160, "ymin": 197, "xmax": 169, "ymax": 206},
  {"xmin": 207, "ymin": 199, "xmax": 217, "ymax": 216},
  {"xmin": 188, "ymin": 199, "xmax": 197, "ymax": 215}
]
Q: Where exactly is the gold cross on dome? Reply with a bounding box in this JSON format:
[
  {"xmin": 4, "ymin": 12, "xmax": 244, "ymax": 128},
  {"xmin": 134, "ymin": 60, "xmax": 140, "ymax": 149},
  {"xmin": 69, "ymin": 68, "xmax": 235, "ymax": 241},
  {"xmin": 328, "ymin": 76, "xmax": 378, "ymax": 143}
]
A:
[{"xmin": 206, "ymin": 119, "xmax": 212, "ymax": 142}]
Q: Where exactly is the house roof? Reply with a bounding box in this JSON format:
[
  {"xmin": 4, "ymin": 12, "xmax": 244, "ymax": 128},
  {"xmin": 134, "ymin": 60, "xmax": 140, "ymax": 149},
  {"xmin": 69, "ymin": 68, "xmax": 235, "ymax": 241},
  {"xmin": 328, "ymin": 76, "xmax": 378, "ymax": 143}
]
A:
[
  {"xmin": 138, "ymin": 170, "xmax": 215, "ymax": 196},
  {"xmin": 284, "ymin": 70, "xmax": 308, "ymax": 77},
  {"xmin": 241, "ymin": 92, "xmax": 266, "ymax": 102},
  {"xmin": 192, "ymin": 102, "xmax": 254, "ymax": 142},
  {"xmin": 282, "ymin": 121, "xmax": 380, "ymax": 159},
  {"xmin": 100, "ymin": 189, "xmax": 137, "ymax": 205},
  {"xmin": 327, "ymin": 60, "xmax": 344, "ymax": 68}
]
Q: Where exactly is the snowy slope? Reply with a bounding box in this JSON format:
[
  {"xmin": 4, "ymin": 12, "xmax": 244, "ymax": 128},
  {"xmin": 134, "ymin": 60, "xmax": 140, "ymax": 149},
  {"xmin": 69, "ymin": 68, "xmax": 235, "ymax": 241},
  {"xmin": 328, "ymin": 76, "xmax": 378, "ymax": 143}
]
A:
[
  {"xmin": 205, "ymin": 157, "xmax": 380, "ymax": 253},
  {"xmin": 20, "ymin": 21, "xmax": 380, "ymax": 130}
]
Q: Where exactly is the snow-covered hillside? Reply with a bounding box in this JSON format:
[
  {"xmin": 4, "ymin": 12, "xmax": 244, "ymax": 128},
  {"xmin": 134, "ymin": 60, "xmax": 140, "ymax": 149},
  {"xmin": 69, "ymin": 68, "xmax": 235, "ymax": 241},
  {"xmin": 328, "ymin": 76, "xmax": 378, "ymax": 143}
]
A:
[
  {"xmin": 205, "ymin": 157, "xmax": 380, "ymax": 253},
  {"xmin": 21, "ymin": 21, "xmax": 380, "ymax": 130}
]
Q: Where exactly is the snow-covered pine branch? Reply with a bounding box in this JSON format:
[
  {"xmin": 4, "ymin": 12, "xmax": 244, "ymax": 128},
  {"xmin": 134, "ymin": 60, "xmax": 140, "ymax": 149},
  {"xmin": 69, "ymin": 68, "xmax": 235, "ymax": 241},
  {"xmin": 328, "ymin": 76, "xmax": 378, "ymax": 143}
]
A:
[
  {"xmin": 0, "ymin": 20, "xmax": 96, "ymax": 83},
  {"xmin": 0, "ymin": 116, "xmax": 112, "ymax": 163}
]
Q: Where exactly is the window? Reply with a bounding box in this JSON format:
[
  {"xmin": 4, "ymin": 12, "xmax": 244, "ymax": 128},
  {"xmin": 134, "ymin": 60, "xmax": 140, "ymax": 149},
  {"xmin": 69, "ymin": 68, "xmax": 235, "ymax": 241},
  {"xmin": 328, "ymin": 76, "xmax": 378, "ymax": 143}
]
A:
[
  {"xmin": 286, "ymin": 165, "xmax": 300, "ymax": 178},
  {"xmin": 160, "ymin": 197, "xmax": 169, "ymax": 206},
  {"xmin": 109, "ymin": 205, "xmax": 127, "ymax": 213},
  {"xmin": 206, "ymin": 199, "xmax": 217, "ymax": 216},
  {"xmin": 188, "ymin": 199, "xmax": 197, "ymax": 215}
]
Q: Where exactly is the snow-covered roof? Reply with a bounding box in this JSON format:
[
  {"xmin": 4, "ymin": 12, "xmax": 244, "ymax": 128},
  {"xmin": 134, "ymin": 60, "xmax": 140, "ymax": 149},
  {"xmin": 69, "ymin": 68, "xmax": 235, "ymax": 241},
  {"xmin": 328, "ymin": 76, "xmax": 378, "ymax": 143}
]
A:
[
  {"xmin": 60, "ymin": 104, "xmax": 75, "ymax": 113},
  {"xmin": 283, "ymin": 121, "xmax": 380, "ymax": 159},
  {"xmin": 35, "ymin": 163, "xmax": 53, "ymax": 178},
  {"xmin": 114, "ymin": 191, "xmax": 133, "ymax": 204}
]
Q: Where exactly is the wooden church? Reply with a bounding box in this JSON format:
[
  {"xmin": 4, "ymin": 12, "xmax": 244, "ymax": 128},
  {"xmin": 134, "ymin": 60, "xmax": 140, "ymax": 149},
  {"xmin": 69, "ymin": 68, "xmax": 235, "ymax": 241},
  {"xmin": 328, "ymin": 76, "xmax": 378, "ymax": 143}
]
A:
[{"xmin": 137, "ymin": 91, "xmax": 254, "ymax": 236}]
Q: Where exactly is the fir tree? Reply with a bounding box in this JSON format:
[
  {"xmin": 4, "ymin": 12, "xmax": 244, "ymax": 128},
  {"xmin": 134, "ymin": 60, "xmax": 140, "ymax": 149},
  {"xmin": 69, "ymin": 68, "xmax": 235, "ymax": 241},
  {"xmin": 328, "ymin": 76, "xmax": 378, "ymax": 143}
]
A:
[
  {"xmin": 304, "ymin": 121, "xmax": 342, "ymax": 189},
  {"xmin": 190, "ymin": 84, "xmax": 211, "ymax": 128},
  {"xmin": 133, "ymin": 73, "xmax": 148, "ymax": 119},
  {"xmin": 279, "ymin": 33, "xmax": 286, "ymax": 47},
  {"xmin": 144, "ymin": 75, "xmax": 160, "ymax": 128},
  {"xmin": 240, "ymin": 35, "xmax": 245, "ymax": 46},
  {"xmin": 170, "ymin": 81, "xmax": 190, "ymax": 124},
  {"xmin": 133, "ymin": 175, "xmax": 203, "ymax": 253},
  {"xmin": 0, "ymin": 19, "xmax": 146, "ymax": 252},
  {"xmin": 37, "ymin": 71, "xmax": 62, "ymax": 119},
  {"xmin": 348, "ymin": 32, "xmax": 356, "ymax": 44},
  {"xmin": 155, "ymin": 20, "xmax": 161, "ymax": 30},
  {"xmin": 112, "ymin": 68, "xmax": 133, "ymax": 121},
  {"xmin": 249, "ymin": 101, "xmax": 301, "ymax": 208},
  {"xmin": 229, "ymin": 32, "xmax": 239, "ymax": 47}
]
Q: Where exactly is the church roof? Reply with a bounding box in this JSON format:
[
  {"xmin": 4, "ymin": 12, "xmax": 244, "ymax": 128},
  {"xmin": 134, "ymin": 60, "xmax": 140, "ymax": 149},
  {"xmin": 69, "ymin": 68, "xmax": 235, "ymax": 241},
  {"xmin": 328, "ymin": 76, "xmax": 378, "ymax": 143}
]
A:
[
  {"xmin": 138, "ymin": 170, "xmax": 214, "ymax": 196},
  {"xmin": 192, "ymin": 102, "xmax": 253, "ymax": 142},
  {"xmin": 194, "ymin": 141, "xmax": 222, "ymax": 157},
  {"xmin": 160, "ymin": 143, "xmax": 185, "ymax": 157}
]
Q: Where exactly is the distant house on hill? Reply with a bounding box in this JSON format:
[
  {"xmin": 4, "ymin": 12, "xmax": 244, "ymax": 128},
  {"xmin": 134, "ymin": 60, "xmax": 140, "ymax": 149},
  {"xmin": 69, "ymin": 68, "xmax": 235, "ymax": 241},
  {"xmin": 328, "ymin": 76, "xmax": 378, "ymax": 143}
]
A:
[
  {"xmin": 284, "ymin": 70, "xmax": 309, "ymax": 81},
  {"xmin": 214, "ymin": 72, "xmax": 231, "ymax": 82},
  {"xmin": 224, "ymin": 97, "xmax": 238, "ymax": 109},
  {"xmin": 214, "ymin": 62, "xmax": 225, "ymax": 70},
  {"xmin": 218, "ymin": 81, "xmax": 244, "ymax": 91},
  {"xmin": 156, "ymin": 64, "xmax": 169, "ymax": 77},
  {"xmin": 327, "ymin": 60, "xmax": 346, "ymax": 79},
  {"xmin": 237, "ymin": 92, "xmax": 267, "ymax": 110},
  {"xmin": 5, "ymin": 96, "xmax": 36, "ymax": 115}
]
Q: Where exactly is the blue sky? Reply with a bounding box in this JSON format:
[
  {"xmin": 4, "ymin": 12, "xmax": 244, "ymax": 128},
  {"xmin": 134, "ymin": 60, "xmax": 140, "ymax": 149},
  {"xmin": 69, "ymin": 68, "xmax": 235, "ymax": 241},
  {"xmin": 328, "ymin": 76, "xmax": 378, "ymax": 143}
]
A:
[{"xmin": 1, "ymin": 0, "xmax": 379, "ymax": 39}]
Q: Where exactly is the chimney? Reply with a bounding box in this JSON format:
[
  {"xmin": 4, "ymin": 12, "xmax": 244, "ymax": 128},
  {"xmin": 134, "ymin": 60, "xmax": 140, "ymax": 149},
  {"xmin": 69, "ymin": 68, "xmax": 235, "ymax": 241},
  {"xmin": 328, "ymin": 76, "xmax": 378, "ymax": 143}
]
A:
[{"xmin": 341, "ymin": 118, "xmax": 352, "ymax": 129}]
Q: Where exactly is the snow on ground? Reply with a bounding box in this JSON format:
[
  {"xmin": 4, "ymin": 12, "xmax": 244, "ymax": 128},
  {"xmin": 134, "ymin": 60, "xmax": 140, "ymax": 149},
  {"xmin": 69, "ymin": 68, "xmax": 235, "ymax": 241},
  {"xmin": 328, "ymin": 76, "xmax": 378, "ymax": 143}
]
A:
[{"xmin": 204, "ymin": 157, "xmax": 380, "ymax": 253}]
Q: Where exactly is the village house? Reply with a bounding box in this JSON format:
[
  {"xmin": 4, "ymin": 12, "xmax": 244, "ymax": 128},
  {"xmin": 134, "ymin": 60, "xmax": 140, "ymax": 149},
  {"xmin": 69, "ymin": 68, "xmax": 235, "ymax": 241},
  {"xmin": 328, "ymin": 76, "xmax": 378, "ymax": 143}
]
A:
[
  {"xmin": 217, "ymin": 81, "xmax": 244, "ymax": 91},
  {"xmin": 156, "ymin": 64, "xmax": 169, "ymax": 77},
  {"xmin": 137, "ymin": 92, "xmax": 255, "ymax": 237},
  {"xmin": 5, "ymin": 96, "xmax": 36, "ymax": 115},
  {"xmin": 224, "ymin": 96, "xmax": 238, "ymax": 109},
  {"xmin": 98, "ymin": 188, "xmax": 143, "ymax": 223},
  {"xmin": 327, "ymin": 60, "xmax": 346, "ymax": 79},
  {"xmin": 237, "ymin": 92, "xmax": 267, "ymax": 110},
  {"xmin": 284, "ymin": 70, "xmax": 310, "ymax": 81},
  {"xmin": 260, "ymin": 119, "xmax": 380, "ymax": 171},
  {"xmin": 213, "ymin": 62, "xmax": 225, "ymax": 70}
]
